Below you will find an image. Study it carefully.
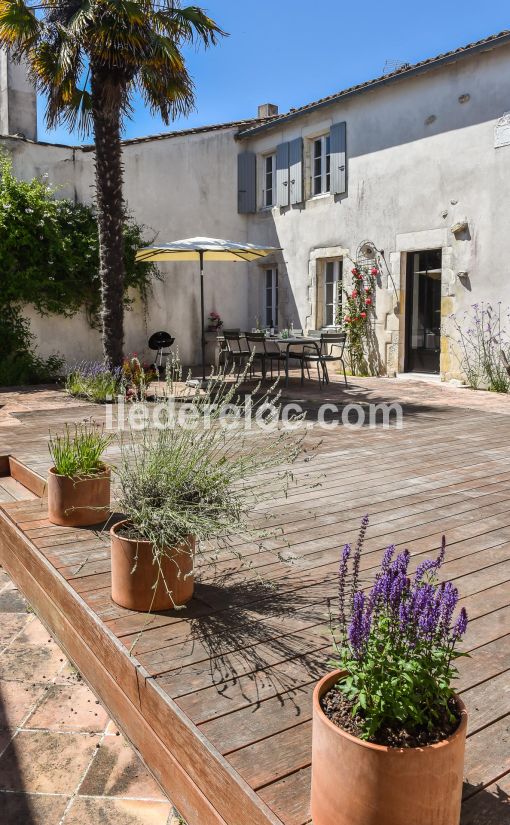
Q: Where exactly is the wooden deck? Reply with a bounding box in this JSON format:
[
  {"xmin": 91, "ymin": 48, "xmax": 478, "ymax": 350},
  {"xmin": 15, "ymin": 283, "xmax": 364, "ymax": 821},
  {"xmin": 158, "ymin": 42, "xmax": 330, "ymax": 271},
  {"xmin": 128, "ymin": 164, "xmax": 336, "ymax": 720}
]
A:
[{"xmin": 0, "ymin": 381, "xmax": 509, "ymax": 824}]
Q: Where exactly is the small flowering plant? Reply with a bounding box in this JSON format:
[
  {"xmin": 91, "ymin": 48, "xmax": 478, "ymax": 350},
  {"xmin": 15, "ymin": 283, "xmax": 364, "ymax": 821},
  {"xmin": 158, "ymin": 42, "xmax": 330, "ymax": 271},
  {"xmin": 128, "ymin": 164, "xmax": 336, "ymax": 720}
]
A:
[
  {"xmin": 331, "ymin": 518, "xmax": 468, "ymax": 741},
  {"xmin": 208, "ymin": 310, "xmax": 223, "ymax": 330}
]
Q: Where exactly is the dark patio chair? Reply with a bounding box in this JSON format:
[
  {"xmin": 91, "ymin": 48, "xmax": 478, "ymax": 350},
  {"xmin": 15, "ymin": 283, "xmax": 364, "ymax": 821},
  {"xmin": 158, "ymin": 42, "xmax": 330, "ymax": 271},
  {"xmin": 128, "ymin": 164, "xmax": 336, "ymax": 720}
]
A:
[
  {"xmin": 302, "ymin": 332, "xmax": 348, "ymax": 387},
  {"xmin": 222, "ymin": 330, "xmax": 250, "ymax": 378},
  {"xmin": 245, "ymin": 332, "xmax": 286, "ymax": 380}
]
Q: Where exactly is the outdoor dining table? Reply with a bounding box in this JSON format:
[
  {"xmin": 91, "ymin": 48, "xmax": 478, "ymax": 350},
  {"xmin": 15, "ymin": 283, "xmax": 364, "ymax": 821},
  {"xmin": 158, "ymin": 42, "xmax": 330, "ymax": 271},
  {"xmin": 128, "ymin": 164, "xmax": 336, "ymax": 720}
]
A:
[{"xmin": 272, "ymin": 335, "xmax": 321, "ymax": 386}]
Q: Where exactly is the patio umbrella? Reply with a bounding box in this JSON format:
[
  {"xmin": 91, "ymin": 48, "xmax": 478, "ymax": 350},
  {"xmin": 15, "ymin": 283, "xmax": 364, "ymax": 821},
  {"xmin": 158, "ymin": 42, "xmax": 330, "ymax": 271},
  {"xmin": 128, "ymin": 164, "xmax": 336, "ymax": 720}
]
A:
[{"xmin": 136, "ymin": 237, "xmax": 281, "ymax": 381}]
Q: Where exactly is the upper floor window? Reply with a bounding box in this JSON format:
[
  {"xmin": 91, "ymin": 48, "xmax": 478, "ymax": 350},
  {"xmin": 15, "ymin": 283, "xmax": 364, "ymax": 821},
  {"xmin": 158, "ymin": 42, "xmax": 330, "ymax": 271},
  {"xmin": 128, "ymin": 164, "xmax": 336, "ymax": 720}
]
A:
[
  {"xmin": 263, "ymin": 153, "xmax": 276, "ymax": 207},
  {"xmin": 313, "ymin": 134, "xmax": 331, "ymax": 196}
]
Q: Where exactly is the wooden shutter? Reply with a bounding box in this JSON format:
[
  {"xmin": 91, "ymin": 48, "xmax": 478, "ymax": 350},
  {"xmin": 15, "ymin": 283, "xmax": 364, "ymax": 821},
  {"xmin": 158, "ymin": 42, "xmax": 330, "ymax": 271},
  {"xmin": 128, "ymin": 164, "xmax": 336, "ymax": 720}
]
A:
[
  {"xmin": 289, "ymin": 137, "xmax": 303, "ymax": 205},
  {"xmin": 237, "ymin": 151, "xmax": 256, "ymax": 213},
  {"xmin": 276, "ymin": 142, "xmax": 290, "ymax": 207},
  {"xmin": 330, "ymin": 122, "xmax": 347, "ymax": 195}
]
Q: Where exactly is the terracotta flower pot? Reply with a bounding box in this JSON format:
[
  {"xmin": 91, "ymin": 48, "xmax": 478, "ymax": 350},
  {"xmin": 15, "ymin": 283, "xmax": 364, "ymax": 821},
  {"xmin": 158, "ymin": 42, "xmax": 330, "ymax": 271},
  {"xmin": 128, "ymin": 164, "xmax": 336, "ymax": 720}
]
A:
[
  {"xmin": 311, "ymin": 670, "xmax": 467, "ymax": 825},
  {"xmin": 47, "ymin": 466, "xmax": 110, "ymax": 527},
  {"xmin": 110, "ymin": 520, "xmax": 195, "ymax": 612}
]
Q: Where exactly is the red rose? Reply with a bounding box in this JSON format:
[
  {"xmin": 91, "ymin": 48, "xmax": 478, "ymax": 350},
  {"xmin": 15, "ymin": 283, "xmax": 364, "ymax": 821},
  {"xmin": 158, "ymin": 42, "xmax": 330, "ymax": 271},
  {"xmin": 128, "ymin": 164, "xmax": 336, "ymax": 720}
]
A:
[
  {"xmin": 351, "ymin": 267, "xmax": 359, "ymax": 275},
  {"xmin": 352, "ymin": 290, "xmax": 358, "ymax": 298},
  {"xmin": 366, "ymin": 298, "xmax": 372, "ymax": 305},
  {"xmin": 371, "ymin": 267, "xmax": 378, "ymax": 276},
  {"xmin": 364, "ymin": 286, "xmax": 371, "ymax": 293},
  {"xmin": 360, "ymin": 311, "xmax": 367, "ymax": 319}
]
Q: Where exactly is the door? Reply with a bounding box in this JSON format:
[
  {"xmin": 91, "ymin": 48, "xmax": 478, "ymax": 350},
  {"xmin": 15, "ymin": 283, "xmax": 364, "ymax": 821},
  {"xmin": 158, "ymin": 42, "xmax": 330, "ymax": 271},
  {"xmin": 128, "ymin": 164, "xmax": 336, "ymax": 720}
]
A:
[{"xmin": 405, "ymin": 250, "xmax": 442, "ymax": 374}]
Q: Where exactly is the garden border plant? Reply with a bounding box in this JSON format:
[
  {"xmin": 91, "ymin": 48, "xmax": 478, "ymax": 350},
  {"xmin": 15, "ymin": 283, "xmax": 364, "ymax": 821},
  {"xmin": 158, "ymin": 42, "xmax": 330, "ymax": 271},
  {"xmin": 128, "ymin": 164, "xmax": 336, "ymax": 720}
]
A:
[{"xmin": 451, "ymin": 301, "xmax": 510, "ymax": 393}]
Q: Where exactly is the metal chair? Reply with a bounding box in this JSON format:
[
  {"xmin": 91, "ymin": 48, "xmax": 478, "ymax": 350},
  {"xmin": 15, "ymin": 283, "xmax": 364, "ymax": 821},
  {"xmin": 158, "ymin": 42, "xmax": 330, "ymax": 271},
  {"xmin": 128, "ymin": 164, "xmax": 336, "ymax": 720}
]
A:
[
  {"xmin": 302, "ymin": 332, "xmax": 348, "ymax": 387},
  {"xmin": 245, "ymin": 332, "xmax": 286, "ymax": 380},
  {"xmin": 222, "ymin": 330, "xmax": 250, "ymax": 378}
]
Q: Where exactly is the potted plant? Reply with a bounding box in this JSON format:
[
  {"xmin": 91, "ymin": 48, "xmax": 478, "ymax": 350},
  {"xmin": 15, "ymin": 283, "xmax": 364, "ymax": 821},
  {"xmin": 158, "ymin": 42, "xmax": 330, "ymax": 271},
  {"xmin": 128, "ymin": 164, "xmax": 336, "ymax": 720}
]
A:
[
  {"xmin": 111, "ymin": 363, "xmax": 305, "ymax": 612},
  {"xmin": 207, "ymin": 310, "xmax": 223, "ymax": 332},
  {"xmin": 47, "ymin": 423, "xmax": 112, "ymax": 527},
  {"xmin": 311, "ymin": 521, "xmax": 468, "ymax": 825}
]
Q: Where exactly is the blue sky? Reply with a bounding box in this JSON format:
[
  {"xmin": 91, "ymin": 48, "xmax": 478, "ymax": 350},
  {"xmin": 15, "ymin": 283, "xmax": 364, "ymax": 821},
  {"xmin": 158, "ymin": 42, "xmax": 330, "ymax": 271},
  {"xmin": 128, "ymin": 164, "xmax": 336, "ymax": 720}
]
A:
[{"xmin": 39, "ymin": 1, "xmax": 510, "ymax": 145}]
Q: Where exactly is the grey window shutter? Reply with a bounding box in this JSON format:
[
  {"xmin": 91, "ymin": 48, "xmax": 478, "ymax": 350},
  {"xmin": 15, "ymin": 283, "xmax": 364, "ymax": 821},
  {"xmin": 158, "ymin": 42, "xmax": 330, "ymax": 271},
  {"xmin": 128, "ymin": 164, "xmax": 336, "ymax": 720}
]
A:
[
  {"xmin": 289, "ymin": 137, "xmax": 303, "ymax": 205},
  {"xmin": 237, "ymin": 152, "xmax": 256, "ymax": 213},
  {"xmin": 276, "ymin": 142, "xmax": 290, "ymax": 207},
  {"xmin": 330, "ymin": 122, "xmax": 347, "ymax": 195}
]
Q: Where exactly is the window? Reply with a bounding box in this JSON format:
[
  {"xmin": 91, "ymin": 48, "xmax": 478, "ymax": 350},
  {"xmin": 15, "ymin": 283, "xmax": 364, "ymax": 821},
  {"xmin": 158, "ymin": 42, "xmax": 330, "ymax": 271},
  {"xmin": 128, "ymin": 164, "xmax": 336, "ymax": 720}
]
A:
[
  {"xmin": 265, "ymin": 268, "xmax": 278, "ymax": 327},
  {"xmin": 313, "ymin": 134, "xmax": 331, "ymax": 195},
  {"xmin": 323, "ymin": 260, "xmax": 342, "ymax": 326},
  {"xmin": 263, "ymin": 153, "xmax": 276, "ymax": 207}
]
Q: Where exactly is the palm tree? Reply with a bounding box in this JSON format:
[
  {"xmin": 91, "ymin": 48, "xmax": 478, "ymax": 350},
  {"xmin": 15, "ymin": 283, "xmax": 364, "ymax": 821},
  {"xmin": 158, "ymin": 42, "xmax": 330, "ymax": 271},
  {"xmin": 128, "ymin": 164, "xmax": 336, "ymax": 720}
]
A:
[{"xmin": 0, "ymin": 0, "xmax": 224, "ymax": 368}]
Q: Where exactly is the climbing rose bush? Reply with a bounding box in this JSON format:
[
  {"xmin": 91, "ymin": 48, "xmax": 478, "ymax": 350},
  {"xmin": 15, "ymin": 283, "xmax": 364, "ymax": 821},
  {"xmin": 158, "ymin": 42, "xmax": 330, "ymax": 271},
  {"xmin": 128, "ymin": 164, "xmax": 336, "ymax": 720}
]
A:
[
  {"xmin": 331, "ymin": 518, "xmax": 468, "ymax": 739},
  {"xmin": 341, "ymin": 265, "xmax": 377, "ymax": 376}
]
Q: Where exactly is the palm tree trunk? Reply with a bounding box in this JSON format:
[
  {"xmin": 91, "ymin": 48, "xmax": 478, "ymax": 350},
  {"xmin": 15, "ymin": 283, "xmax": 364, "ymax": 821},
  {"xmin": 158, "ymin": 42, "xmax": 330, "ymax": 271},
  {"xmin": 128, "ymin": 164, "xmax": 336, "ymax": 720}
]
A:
[{"xmin": 91, "ymin": 67, "xmax": 125, "ymax": 370}]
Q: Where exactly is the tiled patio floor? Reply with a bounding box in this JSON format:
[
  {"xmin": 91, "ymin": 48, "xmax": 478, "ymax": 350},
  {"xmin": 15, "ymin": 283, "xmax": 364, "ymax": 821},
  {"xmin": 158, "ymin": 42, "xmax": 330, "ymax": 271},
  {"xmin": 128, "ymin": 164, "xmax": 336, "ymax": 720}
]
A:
[{"xmin": 0, "ymin": 567, "xmax": 183, "ymax": 825}]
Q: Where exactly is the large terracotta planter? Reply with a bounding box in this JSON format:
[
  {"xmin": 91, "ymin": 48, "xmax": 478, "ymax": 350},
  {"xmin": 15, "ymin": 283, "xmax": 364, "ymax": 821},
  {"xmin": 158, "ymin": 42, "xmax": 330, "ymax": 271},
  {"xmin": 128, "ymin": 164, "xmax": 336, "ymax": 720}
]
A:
[
  {"xmin": 47, "ymin": 466, "xmax": 110, "ymax": 527},
  {"xmin": 110, "ymin": 520, "xmax": 195, "ymax": 611},
  {"xmin": 311, "ymin": 670, "xmax": 467, "ymax": 825}
]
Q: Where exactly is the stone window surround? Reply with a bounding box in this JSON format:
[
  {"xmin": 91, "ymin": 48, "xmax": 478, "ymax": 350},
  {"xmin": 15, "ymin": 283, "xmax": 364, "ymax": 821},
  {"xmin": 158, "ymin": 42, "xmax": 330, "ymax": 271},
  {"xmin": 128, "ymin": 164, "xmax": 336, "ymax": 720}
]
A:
[{"xmin": 307, "ymin": 245, "xmax": 350, "ymax": 331}]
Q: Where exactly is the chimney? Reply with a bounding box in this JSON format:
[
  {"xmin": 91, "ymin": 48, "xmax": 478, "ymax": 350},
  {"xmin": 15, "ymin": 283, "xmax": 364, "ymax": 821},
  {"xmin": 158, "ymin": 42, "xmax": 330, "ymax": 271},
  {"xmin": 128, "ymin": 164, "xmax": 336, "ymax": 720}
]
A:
[
  {"xmin": 0, "ymin": 48, "xmax": 37, "ymax": 140},
  {"xmin": 257, "ymin": 103, "xmax": 278, "ymax": 119}
]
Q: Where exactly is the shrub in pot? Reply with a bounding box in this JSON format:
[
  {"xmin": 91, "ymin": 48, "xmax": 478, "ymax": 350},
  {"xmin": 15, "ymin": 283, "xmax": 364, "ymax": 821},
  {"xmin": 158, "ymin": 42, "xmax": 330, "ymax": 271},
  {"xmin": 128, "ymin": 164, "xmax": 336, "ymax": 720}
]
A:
[
  {"xmin": 312, "ymin": 521, "xmax": 468, "ymax": 825},
  {"xmin": 112, "ymin": 360, "xmax": 305, "ymax": 613},
  {"xmin": 47, "ymin": 423, "xmax": 112, "ymax": 527}
]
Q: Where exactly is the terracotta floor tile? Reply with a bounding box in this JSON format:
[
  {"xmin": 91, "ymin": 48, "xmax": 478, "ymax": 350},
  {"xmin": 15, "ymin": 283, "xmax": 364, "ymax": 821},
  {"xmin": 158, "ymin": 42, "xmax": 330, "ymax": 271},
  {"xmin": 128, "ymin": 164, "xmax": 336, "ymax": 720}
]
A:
[
  {"xmin": 25, "ymin": 683, "xmax": 109, "ymax": 732},
  {"xmin": 0, "ymin": 618, "xmax": 66, "ymax": 682},
  {"xmin": 53, "ymin": 659, "xmax": 85, "ymax": 685},
  {"xmin": 0, "ymin": 613, "xmax": 30, "ymax": 649},
  {"xmin": 0, "ymin": 730, "xmax": 100, "ymax": 793},
  {"xmin": 63, "ymin": 797, "xmax": 173, "ymax": 825},
  {"xmin": 0, "ymin": 791, "xmax": 70, "ymax": 824},
  {"xmin": 79, "ymin": 734, "xmax": 166, "ymax": 800},
  {"xmin": 0, "ymin": 586, "xmax": 27, "ymax": 614},
  {"xmin": 104, "ymin": 719, "xmax": 121, "ymax": 735},
  {"xmin": 0, "ymin": 729, "xmax": 12, "ymax": 758},
  {"xmin": 0, "ymin": 679, "xmax": 48, "ymax": 729}
]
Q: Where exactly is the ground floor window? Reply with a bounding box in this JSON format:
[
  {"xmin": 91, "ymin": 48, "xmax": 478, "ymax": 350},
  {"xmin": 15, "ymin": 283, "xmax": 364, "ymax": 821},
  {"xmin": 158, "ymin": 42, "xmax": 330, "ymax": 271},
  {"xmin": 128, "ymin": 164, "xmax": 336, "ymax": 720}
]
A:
[
  {"xmin": 264, "ymin": 267, "xmax": 278, "ymax": 327},
  {"xmin": 323, "ymin": 259, "xmax": 342, "ymax": 326}
]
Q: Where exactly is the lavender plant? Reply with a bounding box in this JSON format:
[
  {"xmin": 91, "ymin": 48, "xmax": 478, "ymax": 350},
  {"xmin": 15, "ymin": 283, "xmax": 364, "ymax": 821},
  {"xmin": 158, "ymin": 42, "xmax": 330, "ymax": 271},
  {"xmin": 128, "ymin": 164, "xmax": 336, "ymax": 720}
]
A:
[
  {"xmin": 65, "ymin": 361, "xmax": 123, "ymax": 403},
  {"xmin": 451, "ymin": 302, "xmax": 510, "ymax": 392},
  {"xmin": 332, "ymin": 520, "xmax": 468, "ymax": 740}
]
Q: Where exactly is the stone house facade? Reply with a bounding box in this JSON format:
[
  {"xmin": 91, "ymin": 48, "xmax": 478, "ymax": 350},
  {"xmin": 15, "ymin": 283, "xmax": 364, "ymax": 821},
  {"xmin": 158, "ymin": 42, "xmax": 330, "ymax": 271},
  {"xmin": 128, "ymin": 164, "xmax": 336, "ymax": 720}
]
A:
[{"xmin": 1, "ymin": 30, "xmax": 510, "ymax": 378}]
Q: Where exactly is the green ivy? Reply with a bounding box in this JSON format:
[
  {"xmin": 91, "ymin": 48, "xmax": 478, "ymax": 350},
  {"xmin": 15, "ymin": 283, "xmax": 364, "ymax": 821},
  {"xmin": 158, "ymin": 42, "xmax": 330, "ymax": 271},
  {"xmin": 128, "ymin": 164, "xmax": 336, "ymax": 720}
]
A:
[{"xmin": 0, "ymin": 152, "xmax": 158, "ymax": 383}]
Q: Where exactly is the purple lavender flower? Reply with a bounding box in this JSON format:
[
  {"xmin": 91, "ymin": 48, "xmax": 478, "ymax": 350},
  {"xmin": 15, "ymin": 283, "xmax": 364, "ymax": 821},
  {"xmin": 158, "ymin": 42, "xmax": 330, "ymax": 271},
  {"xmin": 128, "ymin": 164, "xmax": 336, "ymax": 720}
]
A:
[
  {"xmin": 452, "ymin": 607, "xmax": 468, "ymax": 640},
  {"xmin": 348, "ymin": 591, "xmax": 367, "ymax": 658}
]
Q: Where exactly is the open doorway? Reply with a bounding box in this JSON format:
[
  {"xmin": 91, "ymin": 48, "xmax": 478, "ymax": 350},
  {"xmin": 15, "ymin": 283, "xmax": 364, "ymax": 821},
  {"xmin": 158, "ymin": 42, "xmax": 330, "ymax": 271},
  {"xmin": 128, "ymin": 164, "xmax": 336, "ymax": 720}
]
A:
[{"xmin": 405, "ymin": 250, "xmax": 442, "ymax": 373}]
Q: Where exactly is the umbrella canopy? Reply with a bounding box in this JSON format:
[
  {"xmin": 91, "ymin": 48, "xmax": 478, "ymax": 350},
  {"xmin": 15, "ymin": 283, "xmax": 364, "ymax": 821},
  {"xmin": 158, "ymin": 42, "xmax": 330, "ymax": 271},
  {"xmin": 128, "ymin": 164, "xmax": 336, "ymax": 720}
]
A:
[
  {"xmin": 135, "ymin": 236, "xmax": 280, "ymax": 263},
  {"xmin": 136, "ymin": 237, "xmax": 281, "ymax": 380}
]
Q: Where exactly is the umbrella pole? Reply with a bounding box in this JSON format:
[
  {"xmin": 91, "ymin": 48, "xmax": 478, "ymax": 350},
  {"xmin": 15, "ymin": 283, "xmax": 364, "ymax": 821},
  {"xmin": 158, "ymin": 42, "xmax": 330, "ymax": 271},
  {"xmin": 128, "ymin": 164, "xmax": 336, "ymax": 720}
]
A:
[{"xmin": 200, "ymin": 250, "xmax": 206, "ymax": 382}]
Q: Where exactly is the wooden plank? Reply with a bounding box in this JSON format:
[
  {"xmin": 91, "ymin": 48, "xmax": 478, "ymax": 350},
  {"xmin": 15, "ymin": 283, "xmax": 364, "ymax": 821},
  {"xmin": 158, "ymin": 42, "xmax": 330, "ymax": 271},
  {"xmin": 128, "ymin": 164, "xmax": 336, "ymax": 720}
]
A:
[
  {"xmin": 461, "ymin": 768, "xmax": 510, "ymax": 823},
  {"xmin": 258, "ymin": 767, "xmax": 312, "ymax": 825},
  {"xmin": 9, "ymin": 456, "xmax": 46, "ymax": 497}
]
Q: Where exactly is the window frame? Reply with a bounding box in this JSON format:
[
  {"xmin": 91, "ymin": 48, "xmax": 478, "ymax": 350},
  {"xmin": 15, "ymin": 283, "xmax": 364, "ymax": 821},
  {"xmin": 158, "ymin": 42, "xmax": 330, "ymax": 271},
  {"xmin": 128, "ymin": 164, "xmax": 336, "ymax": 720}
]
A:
[
  {"xmin": 312, "ymin": 133, "xmax": 331, "ymax": 196},
  {"xmin": 264, "ymin": 267, "xmax": 279, "ymax": 328},
  {"xmin": 262, "ymin": 152, "xmax": 276, "ymax": 208},
  {"xmin": 322, "ymin": 259, "xmax": 343, "ymax": 327}
]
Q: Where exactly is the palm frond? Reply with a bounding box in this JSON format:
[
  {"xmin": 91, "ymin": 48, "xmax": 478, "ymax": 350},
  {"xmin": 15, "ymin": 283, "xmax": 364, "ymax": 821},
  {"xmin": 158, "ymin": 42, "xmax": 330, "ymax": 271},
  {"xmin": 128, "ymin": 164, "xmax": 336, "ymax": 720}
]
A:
[{"xmin": 0, "ymin": 0, "xmax": 40, "ymax": 54}]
